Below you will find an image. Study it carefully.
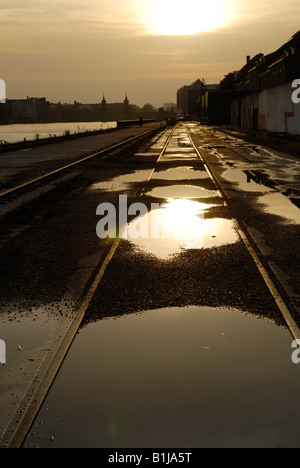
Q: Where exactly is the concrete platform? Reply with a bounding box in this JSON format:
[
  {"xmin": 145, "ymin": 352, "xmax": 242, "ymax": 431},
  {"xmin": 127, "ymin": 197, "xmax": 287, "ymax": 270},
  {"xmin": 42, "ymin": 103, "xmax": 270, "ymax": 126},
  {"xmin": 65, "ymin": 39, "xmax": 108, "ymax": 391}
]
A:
[{"xmin": 0, "ymin": 122, "xmax": 162, "ymax": 191}]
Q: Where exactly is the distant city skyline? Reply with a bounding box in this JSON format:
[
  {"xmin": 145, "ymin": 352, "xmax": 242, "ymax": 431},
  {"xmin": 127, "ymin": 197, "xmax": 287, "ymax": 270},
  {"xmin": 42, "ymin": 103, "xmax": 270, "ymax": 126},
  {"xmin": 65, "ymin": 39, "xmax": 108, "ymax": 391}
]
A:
[{"xmin": 2, "ymin": 1, "xmax": 300, "ymax": 107}]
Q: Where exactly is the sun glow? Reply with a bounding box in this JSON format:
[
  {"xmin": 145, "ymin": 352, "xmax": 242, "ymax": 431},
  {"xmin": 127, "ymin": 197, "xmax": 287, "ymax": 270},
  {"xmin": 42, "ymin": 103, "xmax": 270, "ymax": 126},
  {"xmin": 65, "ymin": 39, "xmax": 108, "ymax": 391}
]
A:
[{"xmin": 142, "ymin": 0, "xmax": 234, "ymax": 35}]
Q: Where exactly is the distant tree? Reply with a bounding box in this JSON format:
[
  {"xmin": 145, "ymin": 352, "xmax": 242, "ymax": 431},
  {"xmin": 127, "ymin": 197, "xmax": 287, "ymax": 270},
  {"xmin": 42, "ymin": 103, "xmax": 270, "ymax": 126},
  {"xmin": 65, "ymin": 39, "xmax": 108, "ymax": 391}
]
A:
[{"xmin": 141, "ymin": 103, "xmax": 155, "ymax": 115}]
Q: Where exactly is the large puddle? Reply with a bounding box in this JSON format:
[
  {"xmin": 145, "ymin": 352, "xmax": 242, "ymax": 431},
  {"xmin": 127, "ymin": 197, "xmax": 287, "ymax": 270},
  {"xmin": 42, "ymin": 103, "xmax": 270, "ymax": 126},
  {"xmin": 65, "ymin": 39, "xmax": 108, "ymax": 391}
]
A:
[
  {"xmin": 0, "ymin": 305, "xmax": 72, "ymax": 437},
  {"xmin": 152, "ymin": 167, "xmax": 209, "ymax": 181},
  {"xmin": 146, "ymin": 185, "xmax": 217, "ymax": 199},
  {"xmin": 161, "ymin": 130, "xmax": 197, "ymax": 160},
  {"xmin": 121, "ymin": 152, "xmax": 238, "ymax": 258},
  {"xmin": 258, "ymin": 192, "xmax": 300, "ymax": 225},
  {"xmin": 221, "ymin": 168, "xmax": 300, "ymax": 224},
  {"xmin": 126, "ymin": 199, "xmax": 239, "ymax": 259},
  {"xmin": 91, "ymin": 167, "xmax": 211, "ymax": 194},
  {"xmin": 19, "ymin": 125, "xmax": 300, "ymax": 448},
  {"xmin": 25, "ymin": 306, "xmax": 300, "ymax": 448},
  {"xmin": 222, "ymin": 168, "xmax": 270, "ymax": 193},
  {"xmin": 162, "ymin": 152, "xmax": 198, "ymax": 161}
]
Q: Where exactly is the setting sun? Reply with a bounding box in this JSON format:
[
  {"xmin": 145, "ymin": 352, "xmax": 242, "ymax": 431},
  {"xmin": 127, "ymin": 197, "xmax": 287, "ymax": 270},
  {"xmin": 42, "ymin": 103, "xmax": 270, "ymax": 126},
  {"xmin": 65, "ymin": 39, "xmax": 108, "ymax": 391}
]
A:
[{"xmin": 142, "ymin": 0, "xmax": 234, "ymax": 35}]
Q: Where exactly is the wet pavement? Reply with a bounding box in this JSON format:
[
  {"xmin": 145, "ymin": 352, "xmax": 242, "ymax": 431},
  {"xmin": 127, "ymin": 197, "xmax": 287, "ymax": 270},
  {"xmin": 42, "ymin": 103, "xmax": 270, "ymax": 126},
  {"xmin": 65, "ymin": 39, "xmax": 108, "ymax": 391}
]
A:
[
  {"xmin": 189, "ymin": 124, "xmax": 300, "ymax": 315},
  {"xmin": 1, "ymin": 123, "xmax": 300, "ymax": 448},
  {"xmin": 22, "ymin": 124, "xmax": 300, "ymax": 448}
]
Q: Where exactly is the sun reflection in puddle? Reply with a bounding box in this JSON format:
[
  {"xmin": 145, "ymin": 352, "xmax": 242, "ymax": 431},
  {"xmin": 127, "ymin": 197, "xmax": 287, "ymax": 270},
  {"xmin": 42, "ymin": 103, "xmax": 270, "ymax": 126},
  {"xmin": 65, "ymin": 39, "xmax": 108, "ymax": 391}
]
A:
[
  {"xmin": 146, "ymin": 185, "xmax": 217, "ymax": 199},
  {"xmin": 127, "ymin": 199, "xmax": 239, "ymax": 259},
  {"xmin": 258, "ymin": 192, "xmax": 300, "ymax": 225},
  {"xmin": 152, "ymin": 167, "xmax": 209, "ymax": 181}
]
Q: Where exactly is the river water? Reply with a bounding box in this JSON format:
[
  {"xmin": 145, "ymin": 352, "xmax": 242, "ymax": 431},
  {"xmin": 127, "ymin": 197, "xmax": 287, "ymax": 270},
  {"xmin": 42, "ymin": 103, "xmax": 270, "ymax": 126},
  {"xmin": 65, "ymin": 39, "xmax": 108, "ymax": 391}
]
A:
[{"xmin": 0, "ymin": 121, "xmax": 117, "ymax": 144}]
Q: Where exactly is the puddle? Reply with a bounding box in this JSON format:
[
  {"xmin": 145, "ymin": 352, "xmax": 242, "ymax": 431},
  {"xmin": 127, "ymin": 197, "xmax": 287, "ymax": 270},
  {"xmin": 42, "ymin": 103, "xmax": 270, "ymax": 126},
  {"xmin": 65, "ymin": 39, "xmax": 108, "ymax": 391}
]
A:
[
  {"xmin": 90, "ymin": 170, "xmax": 152, "ymax": 192},
  {"xmin": 161, "ymin": 153, "xmax": 198, "ymax": 162},
  {"xmin": 249, "ymin": 146, "xmax": 299, "ymax": 165},
  {"xmin": 222, "ymin": 169, "xmax": 270, "ymax": 193},
  {"xmin": 167, "ymin": 135, "xmax": 192, "ymax": 150},
  {"xmin": 165, "ymin": 147, "xmax": 195, "ymax": 153},
  {"xmin": 0, "ymin": 308, "xmax": 70, "ymax": 434},
  {"xmin": 222, "ymin": 168, "xmax": 300, "ymax": 224},
  {"xmin": 258, "ymin": 192, "xmax": 300, "ymax": 224},
  {"xmin": 177, "ymin": 139, "xmax": 192, "ymax": 147},
  {"xmin": 0, "ymin": 313, "xmax": 58, "ymax": 370},
  {"xmin": 161, "ymin": 129, "xmax": 197, "ymax": 160},
  {"xmin": 25, "ymin": 306, "xmax": 300, "ymax": 448},
  {"xmin": 146, "ymin": 185, "xmax": 217, "ymax": 199},
  {"xmin": 126, "ymin": 199, "xmax": 239, "ymax": 259},
  {"xmin": 152, "ymin": 167, "xmax": 209, "ymax": 181}
]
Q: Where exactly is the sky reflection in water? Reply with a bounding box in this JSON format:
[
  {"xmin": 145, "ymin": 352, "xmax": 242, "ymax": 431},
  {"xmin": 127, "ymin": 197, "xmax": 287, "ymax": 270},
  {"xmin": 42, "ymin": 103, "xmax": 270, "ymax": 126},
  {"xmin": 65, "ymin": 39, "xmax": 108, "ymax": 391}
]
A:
[{"xmin": 127, "ymin": 198, "xmax": 239, "ymax": 259}]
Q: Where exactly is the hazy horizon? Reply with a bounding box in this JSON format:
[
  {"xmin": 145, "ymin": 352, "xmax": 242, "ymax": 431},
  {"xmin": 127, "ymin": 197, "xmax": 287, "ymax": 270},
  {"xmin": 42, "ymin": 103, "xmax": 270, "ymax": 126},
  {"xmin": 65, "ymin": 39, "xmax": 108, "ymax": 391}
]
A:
[{"xmin": 1, "ymin": 0, "xmax": 300, "ymax": 107}]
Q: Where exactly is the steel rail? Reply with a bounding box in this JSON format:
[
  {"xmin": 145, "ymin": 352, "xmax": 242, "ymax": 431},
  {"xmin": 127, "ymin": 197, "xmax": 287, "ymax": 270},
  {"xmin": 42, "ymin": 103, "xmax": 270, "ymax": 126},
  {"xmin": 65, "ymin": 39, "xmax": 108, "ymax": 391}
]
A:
[
  {"xmin": 146, "ymin": 126, "xmax": 176, "ymax": 182},
  {"xmin": 202, "ymin": 127, "xmax": 285, "ymax": 190},
  {"xmin": 156, "ymin": 126, "xmax": 176, "ymax": 163},
  {"xmin": 185, "ymin": 124, "xmax": 300, "ymax": 344}
]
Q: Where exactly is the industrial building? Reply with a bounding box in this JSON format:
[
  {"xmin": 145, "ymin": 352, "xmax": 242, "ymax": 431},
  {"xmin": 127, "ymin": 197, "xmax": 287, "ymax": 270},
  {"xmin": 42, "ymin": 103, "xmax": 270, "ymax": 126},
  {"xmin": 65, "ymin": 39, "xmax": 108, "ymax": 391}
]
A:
[
  {"xmin": 177, "ymin": 30, "xmax": 300, "ymax": 134},
  {"xmin": 230, "ymin": 31, "xmax": 300, "ymax": 134},
  {"xmin": 5, "ymin": 97, "xmax": 51, "ymax": 123}
]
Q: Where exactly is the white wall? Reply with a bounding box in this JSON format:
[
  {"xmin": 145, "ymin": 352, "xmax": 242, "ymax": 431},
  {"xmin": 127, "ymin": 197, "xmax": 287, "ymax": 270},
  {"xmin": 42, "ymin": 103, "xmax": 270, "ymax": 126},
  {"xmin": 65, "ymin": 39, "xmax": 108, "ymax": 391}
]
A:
[
  {"xmin": 231, "ymin": 81, "xmax": 300, "ymax": 135},
  {"xmin": 258, "ymin": 82, "xmax": 300, "ymax": 134}
]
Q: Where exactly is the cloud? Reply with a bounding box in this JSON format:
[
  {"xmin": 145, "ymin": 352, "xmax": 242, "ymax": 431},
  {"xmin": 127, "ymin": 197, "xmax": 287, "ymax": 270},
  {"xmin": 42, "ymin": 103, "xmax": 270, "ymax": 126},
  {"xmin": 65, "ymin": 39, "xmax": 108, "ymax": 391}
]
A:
[
  {"xmin": 1, "ymin": 0, "xmax": 300, "ymax": 106},
  {"xmin": 1, "ymin": 0, "xmax": 141, "ymax": 30}
]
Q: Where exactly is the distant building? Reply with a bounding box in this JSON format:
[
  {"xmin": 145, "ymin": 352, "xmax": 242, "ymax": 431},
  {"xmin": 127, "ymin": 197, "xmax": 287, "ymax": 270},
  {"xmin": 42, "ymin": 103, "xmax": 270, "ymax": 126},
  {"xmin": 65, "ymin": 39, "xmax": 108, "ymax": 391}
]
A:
[
  {"xmin": 98, "ymin": 93, "xmax": 139, "ymax": 121},
  {"xmin": 177, "ymin": 79, "xmax": 218, "ymax": 119},
  {"xmin": 230, "ymin": 31, "xmax": 300, "ymax": 133},
  {"xmin": 6, "ymin": 97, "xmax": 51, "ymax": 123},
  {"xmin": 163, "ymin": 103, "xmax": 177, "ymax": 112},
  {"xmin": 0, "ymin": 103, "xmax": 7, "ymax": 124},
  {"xmin": 177, "ymin": 30, "xmax": 300, "ymax": 133},
  {"xmin": 123, "ymin": 93, "xmax": 129, "ymax": 117},
  {"xmin": 200, "ymin": 89, "xmax": 242, "ymax": 124},
  {"xmin": 2, "ymin": 93, "xmax": 157, "ymax": 124},
  {"xmin": 177, "ymin": 85, "xmax": 190, "ymax": 116},
  {"xmin": 49, "ymin": 94, "xmax": 141, "ymax": 122}
]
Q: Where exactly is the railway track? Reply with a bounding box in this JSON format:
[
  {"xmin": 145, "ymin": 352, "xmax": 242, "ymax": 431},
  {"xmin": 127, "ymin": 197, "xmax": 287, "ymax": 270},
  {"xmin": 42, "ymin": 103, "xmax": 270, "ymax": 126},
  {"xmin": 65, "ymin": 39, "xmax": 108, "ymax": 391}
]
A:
[
  {"xmin": 184, "ymin": 124, "xmax": 300, "ymax": 343},
  {"xmin": 1, "ymin": 124, "xmax": 171, "ymax": 448},
  {"xmin": 196, "ymin": 126, "xmax": 300, "ymax": 201},
  {"xmin": 0, "ymin": 124, "xmax": 164, "ymax": 213}
]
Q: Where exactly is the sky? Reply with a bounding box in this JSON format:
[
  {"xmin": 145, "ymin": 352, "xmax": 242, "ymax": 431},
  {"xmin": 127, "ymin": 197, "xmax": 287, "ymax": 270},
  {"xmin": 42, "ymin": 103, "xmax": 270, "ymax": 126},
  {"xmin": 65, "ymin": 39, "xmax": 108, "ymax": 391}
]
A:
[{"xmin": 1, "ymin": 0, "xmax": 300, "ymax": 107}]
